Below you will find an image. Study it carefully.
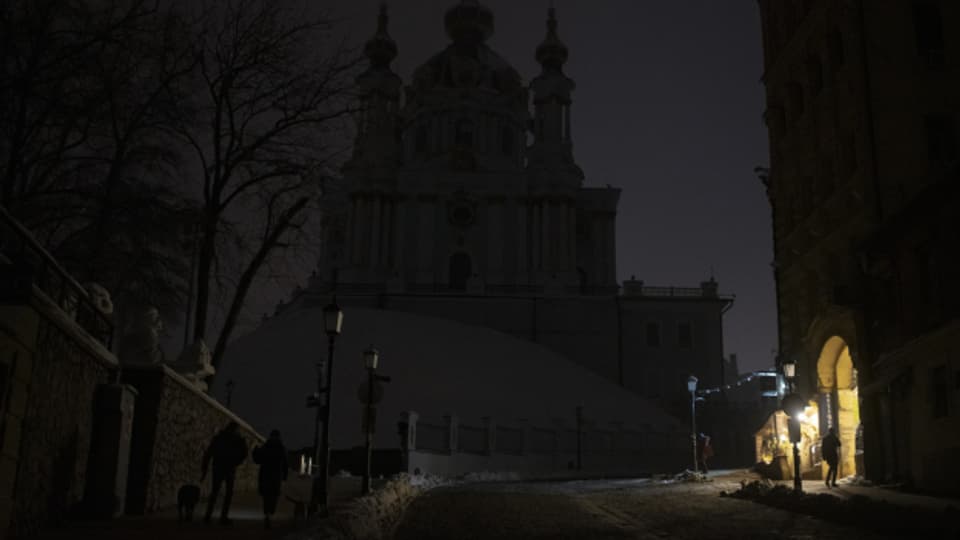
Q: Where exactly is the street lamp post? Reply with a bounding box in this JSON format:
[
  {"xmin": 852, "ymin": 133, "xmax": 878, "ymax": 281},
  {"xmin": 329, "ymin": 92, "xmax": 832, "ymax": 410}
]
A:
[
  {"xmin": 782, "ymin": 390, "xmax": 804, "ymax": 494},
  {"xmin": 312, "ymin": 298, "xmax": 343, "ymax": 515},
  {"xmin": 361, "ymin": 346, "xmax": 379, "ymax": 495},
  {"xmin": 687, "ymin": 375, "xmax": 698, "ymax": 473}
]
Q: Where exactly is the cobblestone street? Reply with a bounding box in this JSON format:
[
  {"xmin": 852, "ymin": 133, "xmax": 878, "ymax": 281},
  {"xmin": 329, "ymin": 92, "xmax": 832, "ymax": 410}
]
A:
[{"xmin": 393, "ymin": 471, "xmax": 955, "ymax": 540}]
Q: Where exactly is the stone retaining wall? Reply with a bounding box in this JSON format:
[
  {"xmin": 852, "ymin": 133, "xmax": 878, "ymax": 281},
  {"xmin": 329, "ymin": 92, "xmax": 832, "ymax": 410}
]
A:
[
  {"xmin": 122, "ymin": 365, "xmax": 264, "ymax": 514},
  {"xmin": 1, "ymin": 296, "xmax": 117, "ymax": 537}
]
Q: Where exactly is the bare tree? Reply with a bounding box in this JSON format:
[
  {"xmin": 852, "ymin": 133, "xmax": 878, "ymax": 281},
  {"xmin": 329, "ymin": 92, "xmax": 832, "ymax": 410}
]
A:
[
  {"xmin": 0, "ymin": 0, "xmax": 198, "ymax": 323},
  {"xmin": 172, "ymin": 0, "xmax": 357, "ymax": 371}
]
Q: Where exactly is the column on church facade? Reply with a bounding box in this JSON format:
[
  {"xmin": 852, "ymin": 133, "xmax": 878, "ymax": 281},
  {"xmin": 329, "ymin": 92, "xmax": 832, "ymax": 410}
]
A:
[
  {"xmin": 567, "ymin": 203, "xmax": 577, "ymax": 272},
  {"xmin": 592, "ymin": 215, "xmax": 604, "ymax": 285},
  {"xmin": 542, "ymin": 199, "xmax": 552, "ymax": 271},
  {"xmin": 369, "ymin": 195, "xmax": 382, "ymax": 267},
  {"xmin": 379, "ymin": 197, "xmax": 393, "ymax": 267},
  {"xmin": 345, "ymin": 195, "xmax": 357, "ymax": 266},
  {"xmin": 515, "ymin": 199, "xmax": 528, "ymax": 279},
  {"xmin": 486, "ymin": 198, "xmax": 503, "ymax": 283},
  {"xmin": 531, "ymin": 199, "xmax": 541, "ymax": 271},
  {"xmin": 352, "ymin": 196, "xmax": 367, "ymax": 265},
  {"xmin": 392, "ymin": 197, "xmax": 406, "ymax": 275},
  {"xmin": 555, "ymin": 199, "xmax": 567, "ymax": 270},
  {"xmin": 606, "ymin": 213, "xmax": 617, "ymax": 285},
  {"xmin": 417, "ymin": 196, "xmax": 436, "ymax": 282}
]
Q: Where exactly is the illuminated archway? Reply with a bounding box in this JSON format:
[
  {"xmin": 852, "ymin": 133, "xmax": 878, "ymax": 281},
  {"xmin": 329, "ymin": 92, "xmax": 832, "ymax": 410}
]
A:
[{"xmin": 816, "ymin": 336, "xmax": 861, "ymax": 479}]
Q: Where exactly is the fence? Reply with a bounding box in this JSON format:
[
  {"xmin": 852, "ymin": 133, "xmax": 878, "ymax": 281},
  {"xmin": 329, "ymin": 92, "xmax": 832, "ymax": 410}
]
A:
[{"xmin": 398, "ymin": 411, "xmax": 686, "ymax": 478}]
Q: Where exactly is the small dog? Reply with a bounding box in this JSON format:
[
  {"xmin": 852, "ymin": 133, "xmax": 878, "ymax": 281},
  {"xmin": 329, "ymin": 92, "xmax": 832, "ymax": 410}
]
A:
[{"xmin": 177, "ymin": 484, "xmax": 201, "ymax": 522}]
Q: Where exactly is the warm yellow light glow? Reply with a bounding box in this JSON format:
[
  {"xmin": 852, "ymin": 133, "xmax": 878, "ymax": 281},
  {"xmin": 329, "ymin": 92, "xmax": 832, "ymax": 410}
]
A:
[
  {"xmin": 779, "ymin": 434, "xmax": 788, "ymax": 443},
  {"xmin": 796, "ymin": 405, "xmax": 818, "ymax": 426}
]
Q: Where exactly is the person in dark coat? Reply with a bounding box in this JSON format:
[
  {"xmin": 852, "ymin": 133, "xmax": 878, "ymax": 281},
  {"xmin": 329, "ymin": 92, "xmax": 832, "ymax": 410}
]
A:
[
  {"xmin": 201, "ymin": 421, "xmax": 248, "ymax": 525},
  {"xmin": 252, "ymin": 429, "xmax": 288, "ymax": 529},
  {"xmin": 822, "ymin": 427, "xmax": 841, "ymax": 487}
]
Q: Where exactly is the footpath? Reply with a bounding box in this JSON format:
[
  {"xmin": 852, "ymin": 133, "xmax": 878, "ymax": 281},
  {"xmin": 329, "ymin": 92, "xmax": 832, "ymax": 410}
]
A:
[{"xmin": 35, "ymin": 477, "xmax": 361, "ymax": 540}]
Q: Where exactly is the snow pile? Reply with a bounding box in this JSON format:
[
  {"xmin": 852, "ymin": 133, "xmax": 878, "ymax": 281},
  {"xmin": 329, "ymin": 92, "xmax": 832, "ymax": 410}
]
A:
[
  {"xmin": 840, "ymin": 475, "xmax": 873, "ymax": 487},
  {"xmin": 409, "ymin": 472, "xmax": 453, "ymax": 490},
  {"xmin": 460, "ymin": 470, "xmax": 523, "ymax": 483},
  {"xmin": 725, "ymin": 479, "xmax": 779, "ymax": 498},
  {"xmin": 652, "ymin": 470, "xmax": 711, "ymax": 484},
  {"xmin": 286, "ymin": 474, "xmax": 430, "ymax": 540}
]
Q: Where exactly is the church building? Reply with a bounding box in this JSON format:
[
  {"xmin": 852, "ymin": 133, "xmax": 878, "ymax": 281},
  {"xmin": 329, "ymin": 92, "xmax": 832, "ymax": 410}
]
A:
[{"xmin": 215, "ymin": 1, "xmax": 734, "ymax": 475}]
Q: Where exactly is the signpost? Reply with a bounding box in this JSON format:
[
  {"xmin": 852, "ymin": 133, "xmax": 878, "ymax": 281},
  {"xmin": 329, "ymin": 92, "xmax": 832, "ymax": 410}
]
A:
[{"xmin": 359, "ymin": 349, "xmax": 390, "ymax": 495}]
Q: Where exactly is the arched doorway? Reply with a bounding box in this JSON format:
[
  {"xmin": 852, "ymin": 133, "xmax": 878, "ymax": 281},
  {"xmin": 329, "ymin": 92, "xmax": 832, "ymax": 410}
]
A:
[
  {"xmin": 449, "ymin": 253, "xmax": 471, "ymax": 291},
  {"xmin": 816, "ymin": 336, "xmax": 862, "ymax": 480}
]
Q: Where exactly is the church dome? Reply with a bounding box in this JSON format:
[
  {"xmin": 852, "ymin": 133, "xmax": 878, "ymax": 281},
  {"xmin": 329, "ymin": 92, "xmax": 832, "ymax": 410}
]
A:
[
  {"xmin": 444, "ymin": 0, "xmax": 494, "ymax": 45},
  {"xmin": 410, "ymin": 1, "xmax": 521, "ymax": 96}
]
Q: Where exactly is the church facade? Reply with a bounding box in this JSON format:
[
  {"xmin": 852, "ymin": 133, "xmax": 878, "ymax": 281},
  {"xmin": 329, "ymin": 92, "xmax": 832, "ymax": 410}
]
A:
[
  {"xmin": 322, "ymin": 2, "xmax": 617, "ymax": 298},
  {"xmin": 215, "ymin": 2, "xmax": 734, "ymax": 464},
  {"xmin": 307, "ymin": 1, "xmax": 735, "ymax": 408}
]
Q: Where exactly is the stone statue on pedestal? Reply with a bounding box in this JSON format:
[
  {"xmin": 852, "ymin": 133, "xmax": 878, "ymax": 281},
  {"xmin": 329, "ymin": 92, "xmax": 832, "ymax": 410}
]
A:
[
  {"xmin": 118, "ymin": 306, "xmax": 165, "ymax": 365},
  {"xmin": 172, "ymin": 340, "xmax": 216, "ymax": 392}
]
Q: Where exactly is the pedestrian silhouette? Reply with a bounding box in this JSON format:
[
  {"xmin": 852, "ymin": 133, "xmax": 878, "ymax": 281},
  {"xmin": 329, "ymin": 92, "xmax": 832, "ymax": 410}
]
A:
[
  {"xmin": 822, "ymin": 427, "xmax": 841, "ymax": 487},
  {"xmin": 252, "ymin": 429, "xmax": 288, "ymax": 529},
  {"xmin": 201, "ymin": 421, "xmax": 248, "ymax": 525},
  {"xmin": 697, "ymin": 433, "xmax": 714, "ymax": 473}
]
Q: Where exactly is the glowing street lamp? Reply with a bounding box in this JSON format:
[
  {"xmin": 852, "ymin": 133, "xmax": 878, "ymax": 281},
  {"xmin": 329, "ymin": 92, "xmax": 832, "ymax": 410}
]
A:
[
  {"xmin": 781, "ymin": 392, "xmax": 805, "ymax": 493},
  {"xmin": 782, "ymin": 358, "xmax": 796, "ymax": 380},
  {"xmin": 687, "ymin": 375, "xmax": 698, "ymax": 473}
]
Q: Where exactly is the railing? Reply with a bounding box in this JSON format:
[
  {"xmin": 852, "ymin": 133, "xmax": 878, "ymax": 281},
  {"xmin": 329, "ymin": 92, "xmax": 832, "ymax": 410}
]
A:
[
  {"xmin": 0, "ymin": 207, "xmax": 113, "ymax": 348},
  {"xmin": 639, "ymin": 286, "xmax": 710, "ymax": 298}
]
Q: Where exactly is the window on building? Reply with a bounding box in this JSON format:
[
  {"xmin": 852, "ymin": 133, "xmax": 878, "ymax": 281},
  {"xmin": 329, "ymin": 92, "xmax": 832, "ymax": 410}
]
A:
[
  {"xmin": 913, "ymin": 2, "xmax": 945, "ymax": 67},
  {"xmin": 645, "ymin": 322, "xmax": 660, "ymax": 347},
  {"xmin": 677, "ymin": 322, "xmax": 693, "ymax": 349},
  {"xmin": 931, "ymin": 365, "xmax": 949, "ymax": 418},
  {"xmin": 924, "ymin": 114, "xmax": 957, "ymax": 164},
  {"xmin": 455, "ymin": 118, "xmax": 474, "ymax": 147},
  {"xmin": 501, "ymin": 126, "xmax": 514, "ymax": 156},
  {"xmin": 415, "ymin": 125, "xmax": 428, "ymax": 154}
]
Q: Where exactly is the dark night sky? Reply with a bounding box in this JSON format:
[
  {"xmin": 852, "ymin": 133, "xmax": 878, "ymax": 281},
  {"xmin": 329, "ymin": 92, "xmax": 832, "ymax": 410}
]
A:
[{"xmin": 248, "ymin": 1, "xmax": 775, "ymax": 374}]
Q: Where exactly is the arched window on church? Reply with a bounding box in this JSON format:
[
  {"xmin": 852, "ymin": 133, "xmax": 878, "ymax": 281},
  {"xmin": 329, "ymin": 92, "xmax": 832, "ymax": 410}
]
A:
[
  {"xmin": 455, "ymin": 118, "xmax": 474, "ymax": 147},
  {"xmin": 449, "ymin": 253, "xmax": 471, "ymax": 291},
  {"xmin": 501, "ymin": 126, "xmax": 514, "ymax": 156}
]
